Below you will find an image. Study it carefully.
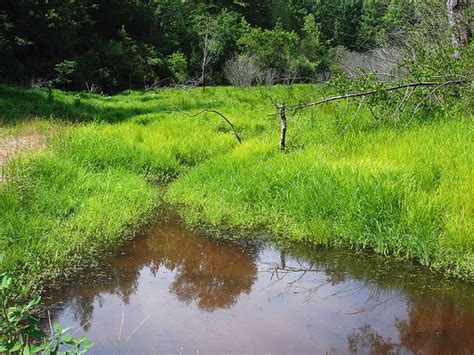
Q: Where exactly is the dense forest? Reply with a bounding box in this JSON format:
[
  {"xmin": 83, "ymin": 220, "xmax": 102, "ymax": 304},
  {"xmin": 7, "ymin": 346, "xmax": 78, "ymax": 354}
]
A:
[{"xmin": 1, "ymin": 0, "xmax": 420, "ymax": 92}]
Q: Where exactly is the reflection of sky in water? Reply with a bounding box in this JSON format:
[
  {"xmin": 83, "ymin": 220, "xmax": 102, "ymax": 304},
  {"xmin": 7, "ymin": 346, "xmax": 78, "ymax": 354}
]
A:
[{"xmin": 45, "ymin": 221, "xmax": 474, "ymax": 354}]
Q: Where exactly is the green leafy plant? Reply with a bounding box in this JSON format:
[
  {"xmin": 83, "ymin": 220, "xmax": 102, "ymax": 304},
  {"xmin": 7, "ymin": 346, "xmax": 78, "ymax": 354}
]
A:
[
  {"xmin": 0, "ymin": 271, "xmax": 93, "ymax": 354},
  {"xmin": 47, "ymin": 81, "xmax": 54, "ymax": 103},
  {"xmin": 54, "ymin": 60, "xmax": 78, "ymax": 87}
]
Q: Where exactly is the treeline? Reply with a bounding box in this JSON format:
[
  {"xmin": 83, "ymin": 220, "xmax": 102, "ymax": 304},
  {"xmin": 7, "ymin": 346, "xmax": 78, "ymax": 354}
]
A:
[{"xmin": 0, "ymin": 1, "xmax": 418, "ymax": 92}]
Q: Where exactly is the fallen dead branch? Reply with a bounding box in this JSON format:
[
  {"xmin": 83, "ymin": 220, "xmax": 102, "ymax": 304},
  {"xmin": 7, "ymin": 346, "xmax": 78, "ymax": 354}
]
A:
[
  {"xmin": 272, "ymin": 79, "xmax": 471, "ymax": 151},
  {"xmin": 283, "ymin": 79, "xmax": 471, "ymax": 114},
  {"xmin": 181, "ymin": 109, "xmax": 243, "ymax": 144}
]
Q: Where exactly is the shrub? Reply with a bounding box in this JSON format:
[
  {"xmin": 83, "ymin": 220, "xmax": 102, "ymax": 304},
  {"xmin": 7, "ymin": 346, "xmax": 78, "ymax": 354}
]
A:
[
  {"xmin": 224, "ymin": 54, "xmax": 260, "ymax": 87},
  {"xmin": 166, "ymin": 51, "xmax": 189, "ymax": 84}
]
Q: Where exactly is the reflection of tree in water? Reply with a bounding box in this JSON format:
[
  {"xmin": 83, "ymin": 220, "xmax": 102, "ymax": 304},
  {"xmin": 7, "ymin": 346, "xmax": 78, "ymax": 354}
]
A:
[
  {"xmin": 262, "ymin": 252, "xmax": 388, "ymax": 304},
  {"xmin": 265, "ymin": 249, "xmax": 474, "ymax": 354},
  {"xmin": 48, "ymin": 254, "xmax": 143, "ymax": 331},
  {"xmin": 45, "ymin": 217, "xmax": 259, "ymax": 330},
  {"xmin": 45, "ymin": 220, "xmax": 474, "ymax": 353},
  {"xmin": 147, "ymin": 223, "xmax": 259, "ymax": 311},
  {"xmin": 396, "ymin": 298, "xmax": 474, "ymax": 354},
  {"xmin": 345, "ymin": 301, "xmax": 474, "ymax": 355},
  {"xmin": 63, "ymin": 295, "xmax": 100, "ymax": 332}
]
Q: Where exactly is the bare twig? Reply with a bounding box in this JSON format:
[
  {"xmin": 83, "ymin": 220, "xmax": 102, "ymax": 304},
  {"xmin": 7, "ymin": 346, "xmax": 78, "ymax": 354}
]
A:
[
  {"xmin": 406, "ymin": 81, "xmax": 453, "ymax": 126},
  {"xmin": 182, "ymin": 109, "xmax": 243, "ymax": 143},
  {"xmin": 267, "ymin": 79, "xmax": 471, "ymax": 151},
  {"xmin": 340, "ymin": 96, "xmax": 367, "ymax": 135}
]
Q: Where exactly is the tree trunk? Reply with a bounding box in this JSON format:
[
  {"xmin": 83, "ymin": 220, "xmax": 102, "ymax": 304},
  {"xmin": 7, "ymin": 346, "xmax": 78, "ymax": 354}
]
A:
[
  {"xmin": 280, "ymin": 103, "xmax": 287, "ymax": 151},
  {"xmin": 447, "ymin": 0, "xmax": 471, "ymax": 56},
  {"xmin": 201, "ymin": 19, "xmax": 211, "ymax": 92},
  {"xmin": 280, "ymin": 252, "xmax": 286, "ymax": 269},
  {"xmin": 201, "ymin": 65, "xmax": 206, "ymax": 92}
]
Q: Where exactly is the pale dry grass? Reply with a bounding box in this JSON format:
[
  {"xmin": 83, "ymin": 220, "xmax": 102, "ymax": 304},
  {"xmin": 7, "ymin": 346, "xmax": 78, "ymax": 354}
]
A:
[
  {"xmin": 0, "ymin": 121, "xmax": 65, "ymax": 182},
  {"xmin": 0, "ymin": 133, "xmax": 46, "ymax": 166}
]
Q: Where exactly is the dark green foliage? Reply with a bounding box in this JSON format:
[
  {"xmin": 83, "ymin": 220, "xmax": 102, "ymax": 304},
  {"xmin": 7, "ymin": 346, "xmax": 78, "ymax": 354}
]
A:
[
  {"xmin": 238, "ymin": 26, "xmax": 301, "ymax": 75},
  {"xmin": 0, "ymin": 0, "xmax": 408, "ymax": 91},
  {"xmin": 357, "ymin": 1, "xmax": 389, "ymax": 50}
]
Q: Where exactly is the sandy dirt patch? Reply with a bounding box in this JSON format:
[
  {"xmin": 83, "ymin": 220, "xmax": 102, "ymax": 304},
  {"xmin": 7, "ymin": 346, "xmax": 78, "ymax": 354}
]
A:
[{"xmin": 0, "ymin": 132, "xmax": 46, "ymax": 166}]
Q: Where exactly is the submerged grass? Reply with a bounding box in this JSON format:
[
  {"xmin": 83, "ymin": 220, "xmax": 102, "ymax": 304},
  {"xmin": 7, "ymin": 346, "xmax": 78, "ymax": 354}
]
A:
[{"xmin": 0, "ymin": 83, "xmax": 472, "ymax": 290}]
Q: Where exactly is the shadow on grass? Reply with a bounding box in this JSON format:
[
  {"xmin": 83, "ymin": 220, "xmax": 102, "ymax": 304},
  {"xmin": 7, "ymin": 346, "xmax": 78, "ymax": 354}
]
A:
[
  {"xmin": 0, "ymin": 85, "xmax": 151, "ymax": 125},
  {"xmin": 0, "ymin": 85, "xmax": 225, "ymax": 125}
]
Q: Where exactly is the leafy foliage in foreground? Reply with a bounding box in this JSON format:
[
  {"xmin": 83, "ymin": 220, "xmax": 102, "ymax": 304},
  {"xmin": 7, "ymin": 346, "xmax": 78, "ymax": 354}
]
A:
[{"xmin": 0, "ymin": 272, "xmax": 93, "ymax": 353}]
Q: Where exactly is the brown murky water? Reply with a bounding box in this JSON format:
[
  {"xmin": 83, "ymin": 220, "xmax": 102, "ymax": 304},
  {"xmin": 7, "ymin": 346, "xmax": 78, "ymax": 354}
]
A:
[{"xmin": 43, "ymin": 215, "xmax": 474, "ymax": 354}]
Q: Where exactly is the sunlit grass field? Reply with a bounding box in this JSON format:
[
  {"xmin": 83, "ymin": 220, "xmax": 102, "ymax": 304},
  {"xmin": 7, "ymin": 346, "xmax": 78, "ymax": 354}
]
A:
[{"xmin": 0, "ymin": 83, "xmax": 472, "ymax": 292}]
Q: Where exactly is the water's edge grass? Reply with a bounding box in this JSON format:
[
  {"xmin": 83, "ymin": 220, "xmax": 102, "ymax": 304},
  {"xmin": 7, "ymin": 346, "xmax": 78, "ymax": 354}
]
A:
[{"xmin": 0, "ymin": 83, "xmax": 472, "ymax": 296}]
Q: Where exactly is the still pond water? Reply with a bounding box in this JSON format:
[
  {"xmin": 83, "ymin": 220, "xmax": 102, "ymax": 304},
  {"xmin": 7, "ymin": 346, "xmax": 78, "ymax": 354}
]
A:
[{"xmin": 44, "ymin": 214, "xmax": 474, "ymax": 354}]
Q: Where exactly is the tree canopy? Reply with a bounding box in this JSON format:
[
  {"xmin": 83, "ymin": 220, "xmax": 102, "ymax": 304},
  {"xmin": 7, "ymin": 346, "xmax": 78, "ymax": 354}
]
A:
[{"xmin": 0, "ymin": 0, "xmax": 471, "ymax": 91}]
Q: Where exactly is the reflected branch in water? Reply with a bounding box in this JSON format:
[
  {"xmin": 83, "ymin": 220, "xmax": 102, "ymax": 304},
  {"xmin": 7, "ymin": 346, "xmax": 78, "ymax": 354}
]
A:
[{"xmin": 261, "ymin": 252, "xmax": 401, "ymax": 311}]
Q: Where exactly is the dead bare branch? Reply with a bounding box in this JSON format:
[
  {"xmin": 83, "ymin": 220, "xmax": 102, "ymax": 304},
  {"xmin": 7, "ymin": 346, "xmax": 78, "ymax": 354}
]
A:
[
  {"xmin": 184, "ymin": 109, "xmax": 243, "ymax": 144},
  {"xmin": 280, "ymin": 79, "xmax": 471, "ymax": 114}
]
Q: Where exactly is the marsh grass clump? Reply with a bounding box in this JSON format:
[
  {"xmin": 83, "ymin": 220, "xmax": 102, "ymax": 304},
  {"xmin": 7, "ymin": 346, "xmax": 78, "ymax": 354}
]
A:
[{"xmin": 0, "ymin": 153, "xmax": 158, "ymax": 292}]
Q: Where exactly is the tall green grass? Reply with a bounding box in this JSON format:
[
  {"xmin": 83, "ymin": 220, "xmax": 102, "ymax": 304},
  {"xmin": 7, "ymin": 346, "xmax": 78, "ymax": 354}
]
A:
[
  {"xmin": 0, "ymin": 154, "xmax": 158, "ymax": 292},
  {"xmin": 0, "ymin": 84, "xmax": 472, "ymax": 287},
  {"xmin": 167, "ymin": 119, "xmax": 473, "ymax": 279}
]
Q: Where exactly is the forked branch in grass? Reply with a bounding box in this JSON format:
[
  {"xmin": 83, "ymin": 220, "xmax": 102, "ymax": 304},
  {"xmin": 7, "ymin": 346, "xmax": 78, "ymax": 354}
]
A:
[{"xmin": 185, "ymin": 109, "xmax": 242, "ymax": 143}]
